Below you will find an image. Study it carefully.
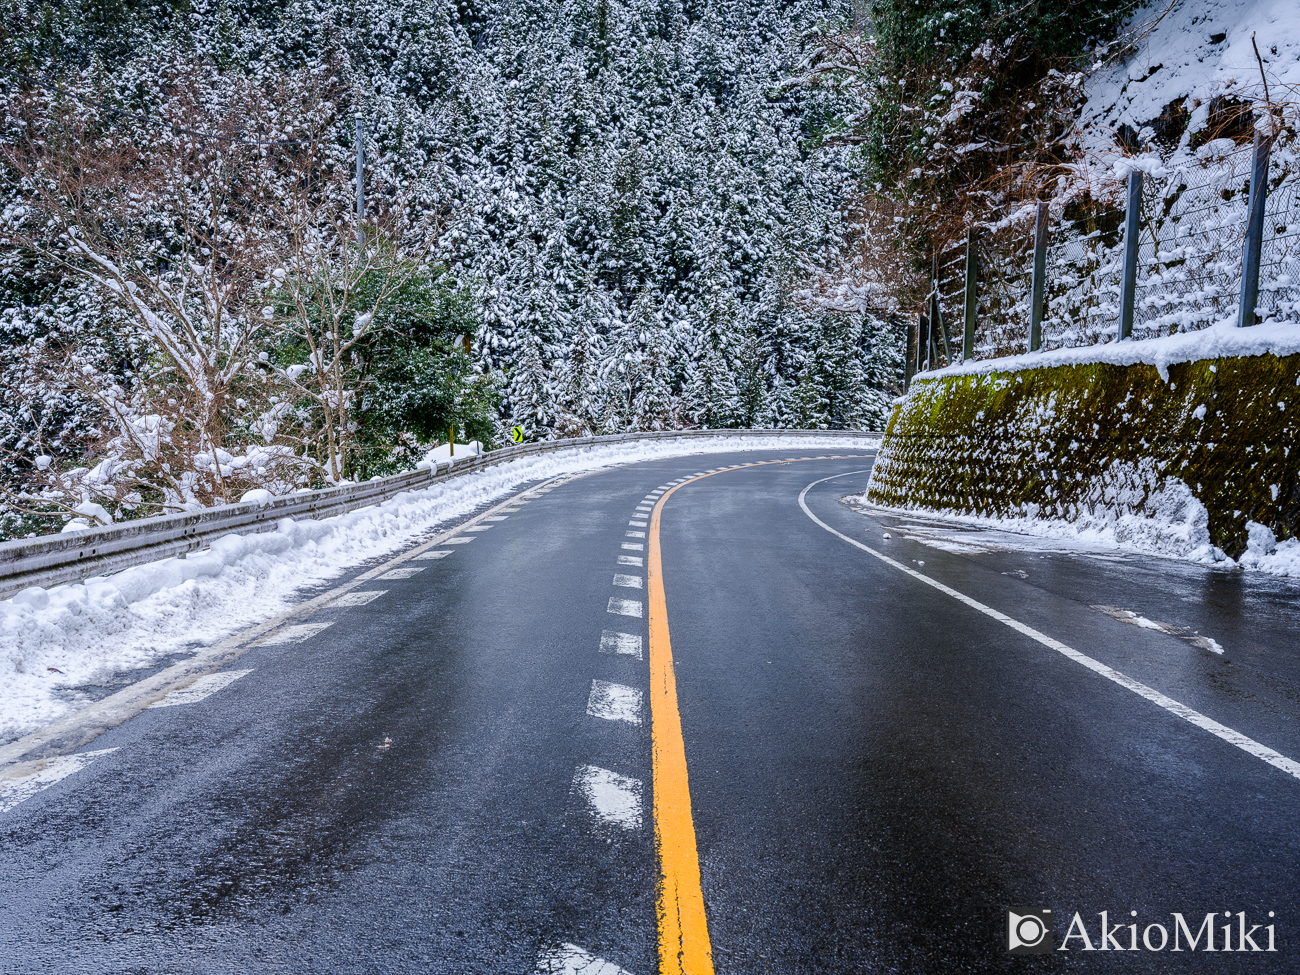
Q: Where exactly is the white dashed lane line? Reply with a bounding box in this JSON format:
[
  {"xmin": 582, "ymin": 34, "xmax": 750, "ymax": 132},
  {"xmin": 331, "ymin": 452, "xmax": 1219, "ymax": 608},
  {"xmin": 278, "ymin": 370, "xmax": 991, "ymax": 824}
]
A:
[
  {"xmin": 260, "ymin": 622, "xmax": 334, "ymax": 646},
  {"xmin": 465, "ymin": 525, "xmax": 493, "ymax": 532},
  {"xmin": 621, "ymin": 542, "xmax": 644, "ymax": 551},
  {"xmin": 613, "ymin": 574, "xmax": 643, "ymax": 589},
  {"xmin": 625, "ymin": 531, "xmax": 645, "ymax": 539},
  {"xmin": 607, "ymin": 598, "xmax": 643, "ymax": 618},
  {"xmin": 147, "ymin": 670, "xmax": 253, "ymax": 708},
  {"xmin": 617, "ymin": 555, "xmax": 643, "ymax": 567},
  {"xmin": 484, "ymin": 515, "xmax": 509, "ymax": 521},
  {"xmin": 571, "ymin": 765, "xmax": 643, "ymax": 830},
  {"xmin": 600, "ymin": 630, "xmax": 643, "ymax": 659},
  {"xmin": 379, "ymin": 566, "xmax": 425, "ymax": 580},
  {"xmin": 587, "ymin": 680, "xmax": 643, "ymax": 725},
  {"xmin": 415, "ymin": 550, "xmax": 453, "ymax": 560},
  {"xmin": 537, "ymin": 943, "xmax": 635, "ymax": 975},
  {"xmin": 628, "ymin": 521, "xmax": 647, "ymax": 528},
  {"xmin": 330, "ymin": 590, "xmax": 387, "ymax": 606},
  {"xmin": 445, "ymin": 537, "xmax": 475, "ymax": 544},
  {"xmin": 0, "ymin": 748, "xmax": 117, "ymax": 815}
]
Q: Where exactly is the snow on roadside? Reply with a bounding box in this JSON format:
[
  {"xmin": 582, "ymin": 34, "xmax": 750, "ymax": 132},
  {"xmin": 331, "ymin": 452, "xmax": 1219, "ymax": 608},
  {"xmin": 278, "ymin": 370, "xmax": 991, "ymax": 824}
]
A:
[
  {"xmin": 864, "ymin": 486, "xmax": 1300, "ymax": 580},
  {"xmin": 0, "ymin": 435, "xmax": 877, "ymax": 746}
]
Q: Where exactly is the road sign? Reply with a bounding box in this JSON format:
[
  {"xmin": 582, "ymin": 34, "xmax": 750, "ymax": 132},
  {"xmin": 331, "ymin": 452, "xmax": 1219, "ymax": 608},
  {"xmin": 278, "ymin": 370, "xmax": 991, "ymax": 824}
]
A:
[{"xmin": 511, "ymin": 426, "xmax": 524, "ymax": 443}]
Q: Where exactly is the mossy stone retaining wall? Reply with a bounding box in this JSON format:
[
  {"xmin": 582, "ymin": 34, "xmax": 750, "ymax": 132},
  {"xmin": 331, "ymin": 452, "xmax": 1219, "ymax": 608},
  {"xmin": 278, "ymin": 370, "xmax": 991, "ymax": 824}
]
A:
[{"xmin": 866, "ymin": 354, "xmax": 1300, "ymax": 556}]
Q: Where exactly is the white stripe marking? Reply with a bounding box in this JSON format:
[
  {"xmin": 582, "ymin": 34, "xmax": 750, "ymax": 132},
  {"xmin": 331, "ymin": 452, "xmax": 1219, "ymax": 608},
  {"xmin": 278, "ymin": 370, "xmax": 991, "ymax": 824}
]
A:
[
  {"xmin": 625, "ymin": 531, "xmax": 645, "ymax": 538},
  {"xmin": 484, "ymin": 516, "xmax": 509, "ymax": 521},
  {"xmin": 617, "ymin": 555, "xmax": 643, "ymax": 566},
  {"xmin": 798, "ymin": 475, "xmax": 1300, "ymax": 783},
  {"xmin": 261, "ymin": 621, "xmax": 334, "ymax": 645},
  {"xmin": 613, "ymin": 573, "xmax": 643, "ymax": 589},
  {"xmin": 537, "ymin": 943, "xmax": 635, "ymax": 975},
  {"xmin": 587, "ymin": 680, "xmax": 643, "ymax": 724},
  {"xmin": 0, "ymin": 749, "xmax": 117, "ymax": 815},
  {"xmin": 465, "ymin": 525, "xmax": 492, "ymax": 532},
  {"xmin": 148, "ymin": 669, "xmax": 253, "ymax": 708},
  {"xmin": 621, "ymin": 543, "xmax": 644, "ymax": 551},
  {"xmin": 628, "ymin": 520, "xmax": 647, "ymax": 528},
  {"xmin": 572, "ymin": 765, "xmax": 642, "ymax": 829},
  {"xmin": 445, "ymin": 536, "xmax": 474, "ymax": 544},
  {"xmin": 379, "ymin": 566, "xmax": 425, "ymax": 579},
  {"xmin": 607, "ymin": 597, "xmax": 643, "ymax": 618},
  {"xmin": 600, "ymin": 630, "xmax": 643, "ymax": 659},
  {"xmin": 415, "ymin": 550, "xmax": 453, "ymax": 560},
  {"xmin": 330, "ymin": 590, "xmax": 387, "ymax": 606}
]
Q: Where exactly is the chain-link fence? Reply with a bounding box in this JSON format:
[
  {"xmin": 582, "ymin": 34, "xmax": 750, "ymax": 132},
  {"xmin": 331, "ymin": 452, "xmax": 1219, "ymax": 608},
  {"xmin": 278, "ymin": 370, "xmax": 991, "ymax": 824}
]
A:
[{"xmin": 915, "ymin": 129, "xmax": 1300, "ymax": 374}]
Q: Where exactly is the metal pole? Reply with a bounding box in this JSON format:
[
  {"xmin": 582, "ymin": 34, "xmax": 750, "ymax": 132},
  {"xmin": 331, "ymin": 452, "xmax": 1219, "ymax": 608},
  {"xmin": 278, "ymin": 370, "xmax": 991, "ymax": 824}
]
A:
[
  {"xmin": 1118, "ymin": 169, "xmax": 1143, "ymax": 341},
  {"xmin": 355, "ymin": 118, "xmax": 365, "ymax": 241},
  {"xmin": 931, "ymin": 253, "xmax": 952, "ymax": 364},
  {"xmin": 963, "ymin": 228, "xmax": 978, "ymax": 362},
  {"xmin": 919, "ymin": 313, "xmax": 930, "ymax": 371},
  {"xmin": 1237, "ymin": 132, "xmax": 1272, "ymax": 327},
  {"xmin": 905, "ymin": 316, "xmax": 916, "ymax": 389},
  {"xmin": 1029, "ymin": 200, "xmax": 1049, "ymax": 352}
]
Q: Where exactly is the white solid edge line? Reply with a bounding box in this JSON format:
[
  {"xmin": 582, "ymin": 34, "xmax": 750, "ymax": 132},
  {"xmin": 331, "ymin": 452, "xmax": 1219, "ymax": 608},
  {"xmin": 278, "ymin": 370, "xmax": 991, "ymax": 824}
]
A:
[{"xmin": 797, "ymin": 472, "xmax": 1300, "ymax": 783}]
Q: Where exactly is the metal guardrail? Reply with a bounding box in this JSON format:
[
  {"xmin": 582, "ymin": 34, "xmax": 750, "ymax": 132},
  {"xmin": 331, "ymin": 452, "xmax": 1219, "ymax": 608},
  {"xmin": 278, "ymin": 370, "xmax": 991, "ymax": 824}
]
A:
[{"xmin": 0, "ymin": 428, "xmax": 880, "ymax": 599}]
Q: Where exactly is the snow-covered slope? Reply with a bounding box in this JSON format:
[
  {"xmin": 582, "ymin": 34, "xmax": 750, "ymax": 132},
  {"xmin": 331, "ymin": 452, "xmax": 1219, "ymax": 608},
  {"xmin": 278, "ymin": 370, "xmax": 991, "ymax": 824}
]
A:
[{"xmin": 1079, "ymin": 0, "xmax": 1300, "ymax": 159}]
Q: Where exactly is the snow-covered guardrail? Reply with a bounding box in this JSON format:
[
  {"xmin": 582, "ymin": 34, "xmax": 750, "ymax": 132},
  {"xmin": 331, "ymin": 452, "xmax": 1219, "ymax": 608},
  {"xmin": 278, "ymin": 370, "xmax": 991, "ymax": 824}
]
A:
[{"xmin": 0, "ymin": 428, "xmax": 879, "ymax": 599}]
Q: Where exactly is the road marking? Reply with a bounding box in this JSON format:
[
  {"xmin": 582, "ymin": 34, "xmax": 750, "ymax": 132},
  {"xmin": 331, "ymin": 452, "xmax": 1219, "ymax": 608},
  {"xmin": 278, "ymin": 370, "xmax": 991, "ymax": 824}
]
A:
[
  {"xmin": 572, "ymin": 765, "xmax": 642, "ymax": 829},
  {"xmin": 0, "ymin": 748, "xmax": 117, "ymax": 815},
  {"xmin": 484, "ymin": 515, "xmax": 509, "ymax": 521},
  {"xmin": 587, "ymin": 680, "xmax": 644, "ymax": 725},
  {"xmin": 415, "ymin": 550, "xmax": 453, "ymax": 560},
  {"xmin": 379, "ymin": 566, "xmax": 426, "ymax": 579},
  {"xmin": 537, "ymin": 943, "xmax": 635, "ymax": 975},
  {"xmin": 797, "ymin": 473, "xmax": 1300, "ymax": 784},
  {"xmin": 148, "ymin": 669, "xmax": 253, "ymax": 708},
  {"xmin": 614, "ymin": 573, "xmax": 643, "ymax": 589},
  {"xmin": 502, "ymin": 506, "xmax": 521, "ymax": 511},
  {"xmin": 629, "ymin": 520, "xmax": 648, "ymax": 528},
  {"xmin": 601, "ymin": 630, "xmax": 643, "ymax": 659},
  {"xmin": 622, "ymin": 542, "xmax": 644, "ymax": 551},
  {"xmin": 465, "ymin": 525, "xmax": 493, "ymax": 532},
  {"xmin": 608, "ymin": 597, "xmax": 643, "ymax": 618},
  {"xmin": 626, "ymin": 531, "xmax": 645, "ymax": 538},
  {"xmin": 617, "ymin": 555, "xmax": 644, "ymax": 567},
  {"xmin": 330, "ymin": 589, "xmax": 387, "ymax": 606},
  {"xmin": 260, "ymin": 621, "xmax": 334, "ymax": 645},
  {"xmin": 648, "ymin": 476, "xmax": 715, "ymax": 975},
  {"xmin": 445, "ymin": 536, "xmax": 475, "ymax": 544}
]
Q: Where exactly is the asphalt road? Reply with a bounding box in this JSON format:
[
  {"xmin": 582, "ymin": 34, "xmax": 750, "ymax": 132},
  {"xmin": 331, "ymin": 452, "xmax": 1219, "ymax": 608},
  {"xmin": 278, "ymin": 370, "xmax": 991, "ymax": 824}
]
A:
[{"xmin": 2, "ymin": 448, "xmax": 1299, "ymax": 974}]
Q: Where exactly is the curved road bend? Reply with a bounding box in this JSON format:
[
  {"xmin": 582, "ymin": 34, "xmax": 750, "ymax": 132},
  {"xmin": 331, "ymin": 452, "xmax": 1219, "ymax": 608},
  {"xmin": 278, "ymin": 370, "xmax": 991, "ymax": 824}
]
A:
[{"xmin": 1, "ymin": 449, "xmax": 1298, "ymax": 973}]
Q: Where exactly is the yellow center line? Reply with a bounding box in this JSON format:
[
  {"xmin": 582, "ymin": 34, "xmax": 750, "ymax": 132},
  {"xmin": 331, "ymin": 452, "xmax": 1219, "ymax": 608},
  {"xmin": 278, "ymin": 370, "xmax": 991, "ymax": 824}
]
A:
[{"xmin": 647, "ymin": 454, "xmax": 870, "ymax": 975}]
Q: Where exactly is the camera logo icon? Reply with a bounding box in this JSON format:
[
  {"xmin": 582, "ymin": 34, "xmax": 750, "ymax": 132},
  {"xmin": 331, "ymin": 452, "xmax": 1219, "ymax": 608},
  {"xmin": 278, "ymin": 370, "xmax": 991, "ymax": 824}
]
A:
[{"xmin": 1007, "ymin": 909, "xmax": 1053, "ymax": 954}]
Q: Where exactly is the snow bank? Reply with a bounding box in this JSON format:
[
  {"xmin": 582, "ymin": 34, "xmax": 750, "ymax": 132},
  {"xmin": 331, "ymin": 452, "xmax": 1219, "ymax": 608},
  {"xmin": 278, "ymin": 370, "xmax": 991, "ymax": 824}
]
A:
[
  {"xmin": 925, "ymin": 317, "xmax": 1300, "ymax": 383},
  {"xmin": 0, "ymin": 434, "xmax": 877, "ymax": 745}
]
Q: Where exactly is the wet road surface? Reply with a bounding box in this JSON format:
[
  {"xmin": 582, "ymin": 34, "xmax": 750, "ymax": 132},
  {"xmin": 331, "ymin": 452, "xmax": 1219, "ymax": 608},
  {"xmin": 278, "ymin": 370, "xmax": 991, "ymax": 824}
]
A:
[{"xmin": 1, "ymin": 449, "xmax": 1299, "ymax": 973}]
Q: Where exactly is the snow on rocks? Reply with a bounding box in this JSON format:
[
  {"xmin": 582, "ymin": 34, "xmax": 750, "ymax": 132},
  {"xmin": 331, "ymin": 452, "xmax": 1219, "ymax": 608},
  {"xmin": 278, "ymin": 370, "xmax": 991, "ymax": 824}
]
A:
[{"xmin": 0, "ymin": 434, "xmax": 877, "ymax": 745}]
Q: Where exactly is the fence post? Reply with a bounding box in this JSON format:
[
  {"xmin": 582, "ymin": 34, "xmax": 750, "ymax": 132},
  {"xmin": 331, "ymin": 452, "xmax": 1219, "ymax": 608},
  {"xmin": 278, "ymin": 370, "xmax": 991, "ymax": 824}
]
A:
[
  {"xmin": 919, "ymin": 312, "xmax": 930, "ymax": 371},
  {"xmin": 1029, "ymin": 200, "xmax": 1049, "ymax": 352},
  {"xmin": 963, "ymin": 228, "xmax": 978, "ymax": 362},
  {"xmin": 1237, "ymin": 131, "xmax": 1273, "ymax": 327},
  {"xmin": 931, "ymin": 253, "xmax": 953, "ymax": 364},
  {"xmin": 1118, "ymin": 169, "xmax": 1143, "ymax": 341},
  {"xmin": 905, "ymin": 316, "xmax": 917, "ymax": 389}
]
